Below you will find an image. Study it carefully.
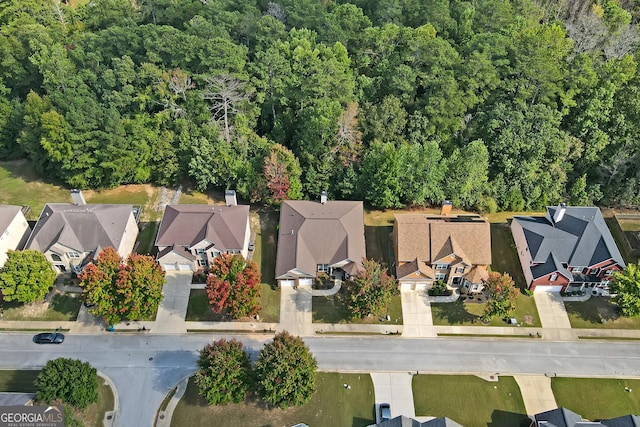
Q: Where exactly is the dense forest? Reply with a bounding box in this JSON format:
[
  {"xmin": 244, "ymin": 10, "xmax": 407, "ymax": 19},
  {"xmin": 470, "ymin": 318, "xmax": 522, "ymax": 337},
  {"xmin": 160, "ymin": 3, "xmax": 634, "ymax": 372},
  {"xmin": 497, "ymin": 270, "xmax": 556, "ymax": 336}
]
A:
[{"xmin": 1, "ymin": 0, "xmax": 639, "ymax": 211}]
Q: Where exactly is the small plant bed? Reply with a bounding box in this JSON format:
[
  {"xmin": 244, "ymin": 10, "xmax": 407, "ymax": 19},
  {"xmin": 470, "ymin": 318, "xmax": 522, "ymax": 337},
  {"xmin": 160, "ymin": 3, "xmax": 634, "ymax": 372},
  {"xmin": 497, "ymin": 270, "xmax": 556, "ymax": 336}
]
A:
[
  {"xmin": 0, "ymin": 293, "xmax": 81, "ymax": 321},
  {"xmin": 552, "ymin": 377, "xmax": 640, "ymax": 419},
  {"xmin": 185, "ymin": 285, "xmax": 280, "ymax": 323},
  {"xmin": 413, "ymin": 375, "xmax": 529, "ymax": 426},
  {"xmin": 171, "ymin": 373, "xmax": 374, "ymax": 427},
  {"xmin": 431, "ymin": 293, "xmax": 540, "ymax": 327},
  {"xmin": 565, "ymin": 297, "xmax": 640, "ymax": 329},
  {"xmin": 312, "ymin": 287, "xmax": 402, "ymax": 325},
  {"xmin": 312, "ymin": 274, "xmax": 335, "ymax": 290}
]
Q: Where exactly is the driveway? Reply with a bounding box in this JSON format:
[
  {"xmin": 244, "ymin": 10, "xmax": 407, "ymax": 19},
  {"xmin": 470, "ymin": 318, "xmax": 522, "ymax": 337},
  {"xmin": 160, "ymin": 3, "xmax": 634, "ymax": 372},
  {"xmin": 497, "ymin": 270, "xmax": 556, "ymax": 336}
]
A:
[
  {"xmin": 534, "ymin": 292, "xmax": 575, "ymax": 340},
  {"xmin": 152, "ymin": 272, "xmax": 192, "ymax": 334},
  {"xmin": 514, "ymin": 375, "xmax": 557, "ymax": 415},
  {"xmin": 400, "ymin": 290, "xmax": 436, "ymax": 338},
  {"xmin": 370, "ymin": 372, "xmax": 415, "ymax": 420},
  {"xmin": 279, "ymin": 285, "xmax": 314, "ymax": 336}
]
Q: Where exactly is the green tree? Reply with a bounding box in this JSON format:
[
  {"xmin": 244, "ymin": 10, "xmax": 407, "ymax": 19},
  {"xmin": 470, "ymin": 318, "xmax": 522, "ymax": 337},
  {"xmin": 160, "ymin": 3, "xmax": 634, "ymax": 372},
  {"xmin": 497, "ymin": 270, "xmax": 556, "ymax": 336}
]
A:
[
  {"xmin": 346, "ymin": 258, "xmax": 398, "ymax": 319},
  {"xmin": 0, "ymin": 250, "xmax": 56, "ymax": 303},
  {"xmin": 445, "ymin": 140, "xmax": 489, "ymax": 210},
  {"xmin": 612, "ymin": 264, "xmax": 640, "ymax": 317},
  {"xmin": 195, "ymin": 339, "xmax": 252, "ymax": 405},
  {"xmin": 206, "ymin": 253, "xmax": 261, "ymax": 319},
  {"xmin": 79, "ymin": 247, "xmax": 165, "ymax": 325},
  {"xmin": 35, "ymin": 358, "xmax": 98, "ymax": 409},
  {"xmin": 482, "ymin": 272, "xmax": 519, "ymax": 322},
  {"xmin": 359, "ymin": 141, "xmax": 402, "ymax": 209},
  {"xmin": 254, "ymin": 331, "xmax": 317, "ymax": 409}
]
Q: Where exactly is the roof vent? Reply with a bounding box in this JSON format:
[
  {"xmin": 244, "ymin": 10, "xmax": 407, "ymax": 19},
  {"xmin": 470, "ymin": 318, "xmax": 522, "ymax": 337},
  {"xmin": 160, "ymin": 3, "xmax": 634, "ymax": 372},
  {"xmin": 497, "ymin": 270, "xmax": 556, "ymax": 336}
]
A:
[
  {"xmin": 320, "ymin": 190, "xmax": 328, "ymax": 204},
  {"xmin": 70, "ymin": 189, "xmax": 86, "ymax": 205},
  {"xmin": 553, "ymin": 203, "xmax": 566, "ymax": 225},
  {"xmin": 225, "ymin": 190, "xmax": 237, "ymax": 206}
]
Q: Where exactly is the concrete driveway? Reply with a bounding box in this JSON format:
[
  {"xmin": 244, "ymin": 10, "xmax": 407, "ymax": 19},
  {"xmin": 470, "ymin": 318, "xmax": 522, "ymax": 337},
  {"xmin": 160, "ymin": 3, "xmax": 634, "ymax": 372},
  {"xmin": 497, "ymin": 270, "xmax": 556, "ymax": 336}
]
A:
[
  {"xmin": 514, "ymin": 375, "xmax": 557, "ymax": 415},
  {"xmin": 370, "ymin": 372, "xmax": 416, "ymax": 420},
  {"xmin": 279, "ymin": 285, "xmax": 314, "ymax": 336},
  {"xmin": 401, "ymin": 290, "xmax": 435, "ymax": 338},
  {"xmin": 534, "ymin": 292, "xmax": 575, "ymax": 340},
  {"xmin": 152, "ymin": 272, "xmax": 192, "ymax": 334}
]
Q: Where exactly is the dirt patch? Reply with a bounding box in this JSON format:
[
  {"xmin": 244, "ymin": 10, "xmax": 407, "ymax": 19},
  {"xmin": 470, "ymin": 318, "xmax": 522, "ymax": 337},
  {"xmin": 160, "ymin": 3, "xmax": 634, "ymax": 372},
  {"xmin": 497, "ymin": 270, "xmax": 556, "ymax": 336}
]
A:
[
  {"xmin": 20, "ymin": 301, "xmax": 50, "ymax": 317},
  {"xmin": 522, "ymin": 314, "xmax": 534, "ymax": 325}
]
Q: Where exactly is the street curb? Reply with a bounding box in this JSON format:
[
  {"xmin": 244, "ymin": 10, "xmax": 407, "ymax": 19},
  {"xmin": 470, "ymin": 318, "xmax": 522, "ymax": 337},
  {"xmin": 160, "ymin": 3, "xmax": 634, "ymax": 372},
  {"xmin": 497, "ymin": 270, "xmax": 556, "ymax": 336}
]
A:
[
  {"xmin": 98, "ymin": 371, "xmax": 118, "ymax": 427},
  {"xmin": 155, "ymin": 375, "xmax": 190, "ymax": 427}
]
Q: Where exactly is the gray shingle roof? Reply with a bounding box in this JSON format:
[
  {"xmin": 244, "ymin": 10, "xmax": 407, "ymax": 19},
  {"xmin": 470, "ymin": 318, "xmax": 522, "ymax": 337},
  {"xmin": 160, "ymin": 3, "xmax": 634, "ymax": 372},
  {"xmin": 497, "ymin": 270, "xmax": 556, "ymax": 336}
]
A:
[
  {"xmin": 512, "ymin": 206, "xmax": 625, "ymax": 281},
  {"xmin": 602, "ymin": 415, "xmax": 640, "ymax": 427},
  {"xmin": 155, "ymin": 204, "xmax": 249, "ymax": 251},
  {"xmin": 378, "ymin": 416, "xmax": 463, "ymax": 427},
  {"xmin": 0, "ymin": 205, "xmax": 22, "ymax": 233},
  {"xmin": 275, "ymin": 200, "xmax": 366, "ymax": 279},
  {"xmin": 534, "ymin": 407, "xmax": 586, "ymax": 426},
  {"xmin": 26, "ymin": 204, "xmax": 134, "ymax": 254}
]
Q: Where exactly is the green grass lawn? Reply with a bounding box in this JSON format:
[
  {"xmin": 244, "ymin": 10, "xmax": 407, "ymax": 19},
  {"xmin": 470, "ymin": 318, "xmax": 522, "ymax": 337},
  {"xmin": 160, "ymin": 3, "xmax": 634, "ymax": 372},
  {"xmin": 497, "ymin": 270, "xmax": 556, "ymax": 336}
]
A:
[
  {"xmin": 0, "ymin": 160, "xmax": 71, "ymax": 220},
  {"xmin": 413, "ymin": 375, "xmax": 529, "ymax": 427},
  {"xmin": 312, "ymin": 288, "xmax": 403, "ymax": 325},
  {"xmin": 255, "ymin": 209, "xmax": 278, "ymax": 287},
  {"xmin": 0, "ymin": 370, "xmax": 39, "ymax": 392},
  {"xmin": 0, "ymin": 293, "xmax": 82, "ymax": 321},
  {"xmin": 565, "ymin": 297, "xmax": 640, "ymax": 329},
  {"xmin": 171, "ymin": 372, "xmax": 374, "ymax": 427},
  {"xmin": 552, "ymin": 377, "xmax": 640, "ymax": 420},
  {"xmin": 606, "ymin": 217, "xmax": 640, "ymax": 264},
  {"xmin": 136, "ymin": 221, "xmax": 159, "ymax": 256},
  {"xmin": 490, "ymin": 223, "xmax": 528, "ymax": 289},
  {"xmin": 431, "ymin": 293, "xmax": 540, "ymax": 327},
  {"xmin": 186, "ymin": 285, "xmax": 280, "ymax": 323},
  {"xmin": 84, "ymin": 184, "xmax": 162, "ymax": 221},
  {"xmin": 365, "ymin": 226, "xmax": 392, "ymax": 270}
]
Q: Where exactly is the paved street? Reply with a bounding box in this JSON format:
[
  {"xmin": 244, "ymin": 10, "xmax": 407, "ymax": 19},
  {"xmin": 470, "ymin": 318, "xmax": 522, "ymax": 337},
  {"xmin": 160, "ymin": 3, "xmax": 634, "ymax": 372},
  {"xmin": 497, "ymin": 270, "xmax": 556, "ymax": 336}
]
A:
[{"xmin": 2, "ymin": 333, "xmax": 640, "ymax": 426}]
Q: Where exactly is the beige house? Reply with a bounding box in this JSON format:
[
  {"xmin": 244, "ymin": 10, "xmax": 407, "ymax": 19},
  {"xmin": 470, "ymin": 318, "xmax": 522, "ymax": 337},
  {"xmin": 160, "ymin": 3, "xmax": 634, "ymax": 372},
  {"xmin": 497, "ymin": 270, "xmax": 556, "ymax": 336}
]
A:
[
  {"xmin": 275, "ymin": 198, "xmax": 366, "ymax": 287},
  {"xmin": 155, "ymin": 197, "xmax": 250, "ymax": 272},
  {"xmin": 393, "ymin": 214, "xmax": 491, "ymax": 292},
  {"xmin": 25, "ymin": 204, "xmax": 138, "ymax": 273},
  {"xmin": 0, "ymin": 205, "xmax": 31, "ymax": 268}
]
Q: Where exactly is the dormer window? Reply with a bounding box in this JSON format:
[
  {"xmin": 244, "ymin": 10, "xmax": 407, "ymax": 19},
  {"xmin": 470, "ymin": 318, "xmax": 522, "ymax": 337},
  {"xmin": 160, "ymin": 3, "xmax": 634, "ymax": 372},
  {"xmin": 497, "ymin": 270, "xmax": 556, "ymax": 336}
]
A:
[
  {"xmin": 434, "ymin": 263, "xmax": 449, "ymax": 270},
  {"xmin": 67, "ymin": 252, "xmax": 80, "ymax": 259}
]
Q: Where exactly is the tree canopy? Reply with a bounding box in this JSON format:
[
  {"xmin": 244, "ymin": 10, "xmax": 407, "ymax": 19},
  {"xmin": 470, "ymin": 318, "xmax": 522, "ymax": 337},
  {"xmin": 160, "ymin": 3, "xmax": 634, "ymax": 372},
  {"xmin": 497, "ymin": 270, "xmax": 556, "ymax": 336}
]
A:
[
  {"xmin": 35, "ymin": 358, "xmax": 98, "ymax": 409},
  {"xmin": 482, "ymin": 271, "xmax": 519, "ymax": 322},
  {"xmin": 0, "ymin": 250, "xmax": 56, "ymax": 303},
  {"xmin": 1, "ymin": 0, "xmax": 640, "ymax": 209},
  {"xmin": 206, "ymin": 253, "xmax": 261, "ymax": 319},
  {"xmin": 612, "ymin": 263, "xmax": 640, "ymax": 317},
  {"xmin": 79, "ymin": 247, "xmax": 165, "ymax": 325},
  {"xmin": 345, "ymin": 258, "xmax": 398, "ymax": 319}
]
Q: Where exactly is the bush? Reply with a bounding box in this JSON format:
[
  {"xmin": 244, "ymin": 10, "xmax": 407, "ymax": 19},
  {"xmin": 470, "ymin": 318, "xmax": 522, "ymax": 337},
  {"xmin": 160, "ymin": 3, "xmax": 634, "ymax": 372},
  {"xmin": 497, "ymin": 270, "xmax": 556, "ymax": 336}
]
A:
[{"xmin": 35, "ymin": 358, "xmax": 98, "ymax": 409}]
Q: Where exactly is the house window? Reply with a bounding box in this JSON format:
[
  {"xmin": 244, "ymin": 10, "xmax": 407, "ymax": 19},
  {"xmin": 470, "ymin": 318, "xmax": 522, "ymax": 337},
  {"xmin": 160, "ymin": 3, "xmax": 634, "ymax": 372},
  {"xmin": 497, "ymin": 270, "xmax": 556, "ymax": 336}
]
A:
[
  {"xmin": 550, "ymin": 273, "xmax": 558, "ymax": 281},
  {"xmin": 51, "ymin": 254, "xmax": 62, "ymax": 262},
  {"xmin": 471, "ymin": 284, "xmax": 480, "ymax": 292},
  {"xmin": 605, "ymin": 269, "xmax": 615, "ymax": 276},
  {"xmin": 590, "ymin": 268, "xmax": 601, "ymax": 276},
  {"xmin": 67, "ymin": 252, "xmax": 80, "ymax": 259},
  {"xmin": 435, "ymin": 273, "xmax": 446, "ymax": 281},
  {"xmin": 196, "ymin": 249, "xmax": 205, "ymax": 254},
  {"xmin": 455, "ymin": 267, "xmax": 465, "ymax": 274},
  {"xmin": 434, "ymin": 264, "xmax": 449, "ymax": 270},
  {"xmin": 317, "ymin": 264, "xmax": 329, "ymax": 273},
  {"xmin": 571, "ymin": 267, "xmax": 583, "ymax": 273},
  {"xmin": 198, "ymin": 260, "xmax": 207, "ymax": 267}
]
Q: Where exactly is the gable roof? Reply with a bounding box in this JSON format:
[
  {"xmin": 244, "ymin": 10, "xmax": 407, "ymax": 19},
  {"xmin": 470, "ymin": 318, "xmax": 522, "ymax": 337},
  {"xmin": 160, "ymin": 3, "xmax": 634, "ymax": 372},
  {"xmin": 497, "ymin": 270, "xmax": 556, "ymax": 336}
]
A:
[
  {"xmin": 26, "ymin": 204, "xmax": 133, "ymax": 254},
  {"xmin": 275, "ymin": 200, "xmax": 365, "ymax": 278},
  {"xmin": 512, "ymin": 206, "xmax": 625, "ymax": 279},
  {"xmin": 397, "ymin": 259, "xmax": 435, "ymax": 281},
  {"xmin": 0, "ymin": 205, "xmax": 23, "ymax": 232},
  {"xmin": 155, "ymin": 204, "xmax": 249, "ymax": 251},
  {"xmin": 395, "ymin": 215, "xmax": 491, "ymax": 266},
  {"xmin": 534, "ymin": 407, "xmax": 597, "ymax": 427}
]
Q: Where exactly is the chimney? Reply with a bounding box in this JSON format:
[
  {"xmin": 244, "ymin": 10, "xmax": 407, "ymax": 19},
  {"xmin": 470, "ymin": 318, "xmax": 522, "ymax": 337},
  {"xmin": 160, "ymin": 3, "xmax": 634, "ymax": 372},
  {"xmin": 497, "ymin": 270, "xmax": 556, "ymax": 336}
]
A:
[
  {"xmin": 225, "ymin": 190, "xmax": 237, "ymax": 206},
  {"xmin": 70, "ymin": 189, "xmax": 86, "ymax": 205},
  {"xmin": 320, "ymin": 190, "xmax": 328, "ymax": 205},
  {"xmin": 441, "ymin": 200, "xmax": 453, "ymax": 216},
  {"xmin": 553, "ymin": 203, "xmax": 566, "ymax": 224}
]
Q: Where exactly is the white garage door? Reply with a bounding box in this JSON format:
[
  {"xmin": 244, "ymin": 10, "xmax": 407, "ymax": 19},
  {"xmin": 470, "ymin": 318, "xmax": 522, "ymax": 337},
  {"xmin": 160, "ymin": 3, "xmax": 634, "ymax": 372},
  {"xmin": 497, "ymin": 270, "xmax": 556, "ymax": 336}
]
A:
[
  {"xmin": 298, "ymin": 278, "xmax": 313, "ymax": 286},
  {"xmin": 163, "ymin": 264, "xmax": 177, "ymax": 271},
  {"xmin": 280, "ymin": 280, "xmax": 294, "ymax": 287},
  {"xmin": 178, "ymin": 263, "xmax": 193, "ymax": 271},
  {"xmin": 534, "ymin": 285, "xmax": 564, "ymax": 293}
]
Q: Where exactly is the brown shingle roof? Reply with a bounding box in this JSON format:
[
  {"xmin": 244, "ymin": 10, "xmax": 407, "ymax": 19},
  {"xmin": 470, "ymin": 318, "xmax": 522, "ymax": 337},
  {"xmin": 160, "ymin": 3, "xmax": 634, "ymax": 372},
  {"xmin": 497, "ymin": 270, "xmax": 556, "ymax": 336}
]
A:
[
  {"xmin": 155, "ymin": 204, "xmax": 249, "ymax": 250},
  {"xmin": 396, "ymin": 259, "xmax": 435, "ymax": 280},
  {"xmin": 395, "ymin": 215, "xmax": 491, "ymax": 266},
  {"xmin": 275, "ymin": 200, "xmax": 366, "ymax": 279}
]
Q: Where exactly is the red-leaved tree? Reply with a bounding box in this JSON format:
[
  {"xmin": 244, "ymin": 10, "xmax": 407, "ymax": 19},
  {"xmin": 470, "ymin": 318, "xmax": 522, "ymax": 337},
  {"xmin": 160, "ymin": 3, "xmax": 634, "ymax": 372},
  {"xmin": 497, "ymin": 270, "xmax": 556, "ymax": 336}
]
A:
[{"xmin": 206, "ymin": 253, "xmax": 261, "ymax": 319}]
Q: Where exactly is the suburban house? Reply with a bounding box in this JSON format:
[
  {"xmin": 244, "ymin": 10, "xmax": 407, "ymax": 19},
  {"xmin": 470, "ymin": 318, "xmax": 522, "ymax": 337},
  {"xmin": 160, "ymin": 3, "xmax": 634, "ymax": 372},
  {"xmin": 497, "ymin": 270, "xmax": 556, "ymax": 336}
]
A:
[
  {"xmin": 393, "ymin": 212, "xmax": 491, "ymax": 293},
  {"xmin": 378, "ymin": 415, "xmax": 463, "ymax": 427},
  {"xmin": 511, "ymin": 204, "xmax": 625, "ymax": 292},
  {"xmin": 155, "ymin": 191, "xmax": 250, "ymax": 272},
  {"xmin": 0, "ymin": 205, "xmax": 31, "ymax": 268},
  {"xmin": 531, "ymin": 407, "xmax": 640, "ymax": 426},
  {"xmin": 25, "ymin": 203, "xmax": 138, "ymax": 273},
  {"xmin": 275, "ymin": 195, "xmax": 366, "ymax": 287}
]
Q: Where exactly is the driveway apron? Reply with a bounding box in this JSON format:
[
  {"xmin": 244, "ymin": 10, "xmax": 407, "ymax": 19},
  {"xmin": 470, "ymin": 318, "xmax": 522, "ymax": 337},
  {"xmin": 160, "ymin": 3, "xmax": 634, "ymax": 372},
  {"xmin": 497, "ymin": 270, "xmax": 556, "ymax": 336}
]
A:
[{"xmin": 152, "ymin": 272, "xmax": 192, "ymax": 334}]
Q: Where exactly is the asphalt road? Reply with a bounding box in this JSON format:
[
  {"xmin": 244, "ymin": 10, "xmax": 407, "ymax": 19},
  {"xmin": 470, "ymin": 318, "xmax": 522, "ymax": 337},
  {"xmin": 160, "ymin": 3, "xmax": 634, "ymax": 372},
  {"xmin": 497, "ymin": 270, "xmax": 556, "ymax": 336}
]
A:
[{"xmin": 2, "ymin": 333, "xmax": 640, "ymax": 426}]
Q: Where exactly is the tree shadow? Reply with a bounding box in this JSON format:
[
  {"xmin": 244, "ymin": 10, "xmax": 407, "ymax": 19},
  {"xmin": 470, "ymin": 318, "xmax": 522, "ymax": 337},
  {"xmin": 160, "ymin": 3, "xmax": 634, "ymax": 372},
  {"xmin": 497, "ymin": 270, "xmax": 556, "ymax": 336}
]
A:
[
  {"xmin": 431, "ymin": 299, "xmax": 478, "ymax": 325},
  {"xmin": 487, "ymin": 409, "xmax": 531, "ymax": 427},
  {"xmin": 353, "ymin": 416, "xmax": 374, "ymax": 427},
  {"xmin": 565, "ymin": 297, "xmax": 621, "ymax": 325},
  {"xmin": 50, "ymin": 294, "xmax": 81, "ymax": 318}
]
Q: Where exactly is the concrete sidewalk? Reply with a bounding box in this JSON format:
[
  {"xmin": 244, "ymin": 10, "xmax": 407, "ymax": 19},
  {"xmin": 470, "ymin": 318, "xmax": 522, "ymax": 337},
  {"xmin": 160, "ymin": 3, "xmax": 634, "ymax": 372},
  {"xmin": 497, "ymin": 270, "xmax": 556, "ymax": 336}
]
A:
[{"xmin": 514, "ymin": 375, "xmax": 557, "ymax": 415}]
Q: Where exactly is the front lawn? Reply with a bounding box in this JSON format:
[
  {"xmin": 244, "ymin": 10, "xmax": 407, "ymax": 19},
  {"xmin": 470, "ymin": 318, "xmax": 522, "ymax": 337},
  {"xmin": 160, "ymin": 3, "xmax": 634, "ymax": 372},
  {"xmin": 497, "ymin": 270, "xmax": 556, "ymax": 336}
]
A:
[
  {"xmin": 552, "ymin": 377, "xmax": 640, "ymax": 419},
  {"xmin": 0, "ymin": 294, "xmax": 82, "ymax": 321},
  {"xmin": 312, "ymin": 288, "xmax": 402, "ymax": 325},
  {"xmin": 431, "ymin": 293, "xmax": 540, "ymax": 327},
  {"xmin": 490, "ymin": 223, "xmax": 527, "ymax": 289},
  {"xmin": 171, "ymin": 372, "xmax": 375, "ymax": 427},
  {"xmin": 0, "ymin": 370, "xmax": 39, "ymax": 392},
  {"xmin": 565, "ymin": 297, "xmax": 640, "ymax": 329},
  {"xmin": 186, "ymin": 285, "xmax": 280, "ymax": 323},
  {"xmin": 413, "ymin": 375, "xmax": 529, "ymax": 427}
]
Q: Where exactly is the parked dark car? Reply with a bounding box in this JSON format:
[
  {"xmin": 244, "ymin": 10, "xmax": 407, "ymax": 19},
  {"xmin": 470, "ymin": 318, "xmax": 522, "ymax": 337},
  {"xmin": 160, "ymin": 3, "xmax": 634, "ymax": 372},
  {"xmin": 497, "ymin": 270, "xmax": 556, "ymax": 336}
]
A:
[
  {"xmin": 377, "ymin": 403, "xmax": 391, "ymax": 423},
  {"xmin": 33, "ymin": 332, "xmax": 65, "ymax": 344},
  {"xmin": 248, "ymin": 242, "xmax": 255, "ymax": 251}
]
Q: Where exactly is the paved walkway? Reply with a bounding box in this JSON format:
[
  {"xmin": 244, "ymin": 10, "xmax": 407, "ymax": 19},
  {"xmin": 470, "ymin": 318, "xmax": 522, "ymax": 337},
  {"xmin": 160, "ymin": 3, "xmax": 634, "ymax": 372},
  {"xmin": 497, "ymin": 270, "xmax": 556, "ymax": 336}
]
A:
[
  {"xmin": 514, "ymin": 375, "xmax": 557, "ymax": 415},
  {"xmin": 401, "ymin": 290, "xmax": 436, "ymax": 338},
  {"xmin": 370, "ymin": 372, "xmax": 416, "ymax": 420},
  {"xmin": 152, "ymin": 272, "xmax": 192, "ymax": 334},
  {"xmin": 279, "ymin": 285, "xmax": 314, "ymax": 336},
  {"xmin": 534, "ymin": 292, "xmax": 575, "ymax": 341}
]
